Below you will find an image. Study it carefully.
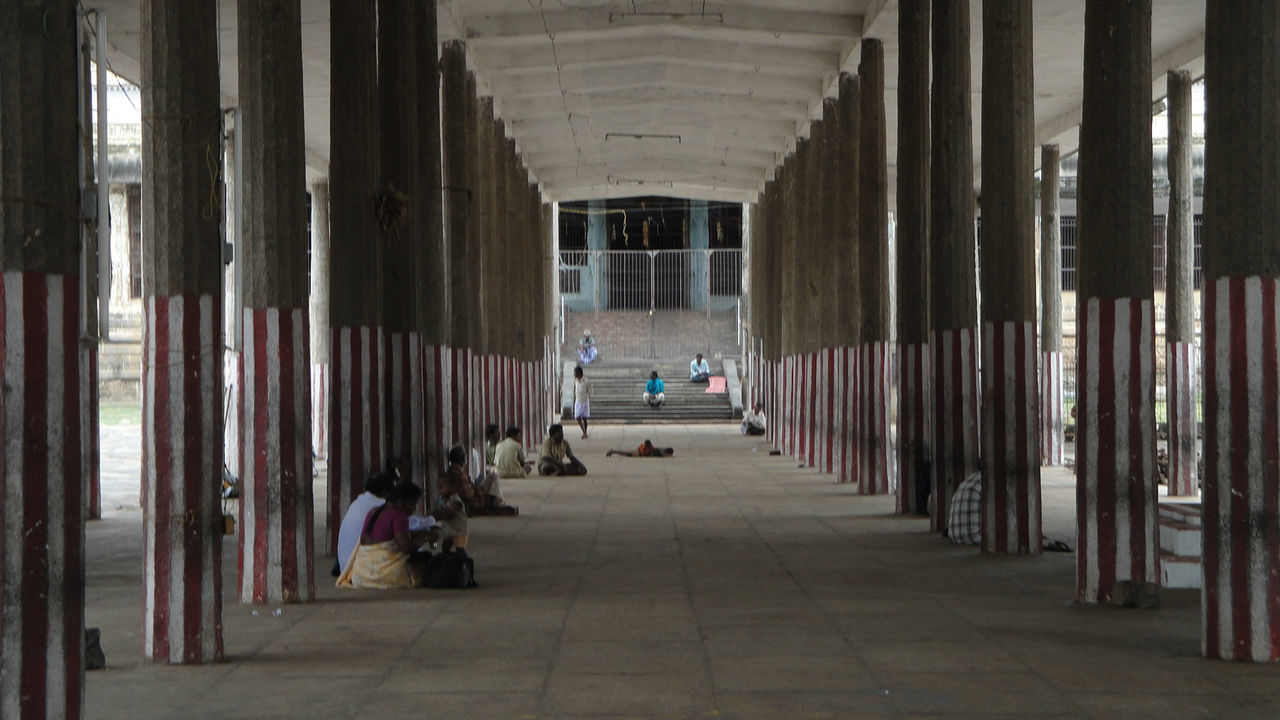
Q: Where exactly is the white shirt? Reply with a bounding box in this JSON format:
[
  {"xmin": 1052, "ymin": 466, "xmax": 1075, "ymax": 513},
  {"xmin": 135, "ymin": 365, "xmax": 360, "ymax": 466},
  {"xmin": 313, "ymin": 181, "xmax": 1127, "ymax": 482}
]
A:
[
  {"xmin": 575, "ymin": 377, "xmax": 591, "ymax": 403},
  {"xmin": 690, "ymin": 358, "xmax": 710, "ymax": 378},
  {"xmin": 337, "ymin": 492, "xmax": 437, "ymax": 573},
  {"xmin": 742, "ymin": 408, "xmax": 767, "ymax": 430}
]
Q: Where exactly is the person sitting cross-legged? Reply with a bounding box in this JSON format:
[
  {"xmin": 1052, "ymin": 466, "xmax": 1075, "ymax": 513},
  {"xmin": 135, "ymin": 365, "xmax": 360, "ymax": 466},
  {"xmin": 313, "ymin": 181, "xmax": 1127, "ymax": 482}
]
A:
[
  {"xmin": 538, "ymin": 423, "xmax": 588, "ymax": 476},
  {"xmin": 643, "ymin": 370, "xmax": 666, "ymax": 407},
  {"xmin": 740, "ymin": 402, "xmax": 767, "ymax": 436},
  {"xmin": 337, "ymin": 481, "xmax": 436, "ymax": 589},
  {"xmin": 440, "ymin": 444, "xmax": 517, "ymax": 517},
  {"xmin": 493, "ymin": 426, "xmax": 534, "ymax": 478},
  {"xmin": 689, "ymin": 353, "xmax": 711, "ymax": 383}
]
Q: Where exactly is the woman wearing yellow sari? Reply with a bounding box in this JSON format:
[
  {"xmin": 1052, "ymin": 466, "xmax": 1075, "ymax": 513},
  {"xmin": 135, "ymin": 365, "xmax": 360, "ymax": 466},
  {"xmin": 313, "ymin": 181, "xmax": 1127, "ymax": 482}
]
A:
[{"xmin": 337, "ymin": 482, "xmax": 433, "ymax": 589}]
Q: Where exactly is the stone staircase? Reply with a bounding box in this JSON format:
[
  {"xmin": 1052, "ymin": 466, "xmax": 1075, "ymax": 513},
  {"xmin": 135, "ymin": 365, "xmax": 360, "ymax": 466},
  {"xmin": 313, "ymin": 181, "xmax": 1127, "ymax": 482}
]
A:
[
  {"xmin": 1159, "ymin": 501, "xmax": 1202, "ymax": 589},
  {"xmin": 561, "ymin": 357, "xmax": 737, "ymax": 422}
]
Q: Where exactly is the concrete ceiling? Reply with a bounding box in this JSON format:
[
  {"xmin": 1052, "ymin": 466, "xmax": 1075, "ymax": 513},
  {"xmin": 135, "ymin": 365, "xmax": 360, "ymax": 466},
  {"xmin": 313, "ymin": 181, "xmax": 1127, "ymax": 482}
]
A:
[{"xmin": 92, "ymin": 0, "xmax": 1208, "ymax": 206}]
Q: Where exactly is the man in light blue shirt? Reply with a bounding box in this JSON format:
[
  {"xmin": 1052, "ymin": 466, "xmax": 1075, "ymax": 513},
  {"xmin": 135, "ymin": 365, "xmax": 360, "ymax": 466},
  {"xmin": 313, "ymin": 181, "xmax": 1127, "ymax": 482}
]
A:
[{"xmin": 689, "ymin": 353, "xmax": 711, "ymax": 383}]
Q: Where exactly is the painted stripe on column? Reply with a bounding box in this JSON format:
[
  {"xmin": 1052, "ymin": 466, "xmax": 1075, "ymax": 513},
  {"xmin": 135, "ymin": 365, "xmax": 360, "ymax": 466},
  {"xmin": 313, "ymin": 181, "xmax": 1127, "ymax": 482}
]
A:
[
  {"xmin": 981, "ymin": 321, "xmax": 1040, "ymax": 554},
  {"xmin": 1166, "ymin": 341, "xmax": 1198, "ymax": 496},
  {"xmin": 1077, "ymin": 297, "xmax": 1158, "ymax": 604},
  {"xmin": 897, "ymin": 342, "xmax": 931, "ymax": 514},
  {"xmin": 241, "ymin": 308, "xmax": 313, "ymax": 604},
  {"xmin": 933, "ymin": 328, "xmax": 980, "ymax": 533},
  {"xmin": 1040, "ymin": 351, "xmax": 1064, "ymax": 466},
  {"xmin": 84, "ymin": 344, "xmax": 101, "ymax": 519},
  {"xmin": 1, "ymin": 273, "xmax": 84, "ymax": 719},
  {"xmin": 223, "ymin": 350, "xmax": 242, "ymax": 481},
  {"xmin": 1203, "ymin": 277, "xmax": 1280, "ymax": 660},
  {"xmin": 311, "ymin": 363, "xmax": 328, "ymax": 459}
]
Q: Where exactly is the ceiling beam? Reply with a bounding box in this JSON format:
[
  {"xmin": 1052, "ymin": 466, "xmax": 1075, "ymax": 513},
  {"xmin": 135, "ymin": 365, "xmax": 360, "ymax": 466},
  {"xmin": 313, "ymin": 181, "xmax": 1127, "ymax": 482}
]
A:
[
  {"xmin": 489, "ymin": 63, "xmax": 823, "ymax": 102},
  {"xmin": 461, "ymin": 4, "xmax": 861, "ymax": 47},
  {"xmin": 497, "ymin": 90, "xmax": 810, "ymax": 123},
  {"xmin": 546, "ymin": 181, "xmax": 759, "ymax": 205}
]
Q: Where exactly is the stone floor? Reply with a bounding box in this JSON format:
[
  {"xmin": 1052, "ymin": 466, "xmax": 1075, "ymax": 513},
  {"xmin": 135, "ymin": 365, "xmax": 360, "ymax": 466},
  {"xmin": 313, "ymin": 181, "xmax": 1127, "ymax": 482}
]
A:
[{"xmin": 86, "ymin": 418, "xmax": 1280, "ymax": 719}]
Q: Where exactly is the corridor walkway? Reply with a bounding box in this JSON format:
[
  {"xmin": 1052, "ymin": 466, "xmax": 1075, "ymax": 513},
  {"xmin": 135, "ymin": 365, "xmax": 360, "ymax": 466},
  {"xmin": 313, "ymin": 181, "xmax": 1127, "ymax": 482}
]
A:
[{"xmin": 86, "ymin": 420, "xmax": 1280, "ymax": 719}]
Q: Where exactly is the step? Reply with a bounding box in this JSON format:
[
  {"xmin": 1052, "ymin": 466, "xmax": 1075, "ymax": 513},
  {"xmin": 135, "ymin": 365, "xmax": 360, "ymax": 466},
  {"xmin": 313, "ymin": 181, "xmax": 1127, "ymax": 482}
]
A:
[
  {"xmin": 1160, "ymin": 552, "xmax": 1201, "ymax": 589},
  {"xmin": 1158, "ymin": 501, "xmax": 1201, "ymax": 528},
  {"xmin": 1159, "ymin": 520, "xmax": 1201, "ymax": 558}
]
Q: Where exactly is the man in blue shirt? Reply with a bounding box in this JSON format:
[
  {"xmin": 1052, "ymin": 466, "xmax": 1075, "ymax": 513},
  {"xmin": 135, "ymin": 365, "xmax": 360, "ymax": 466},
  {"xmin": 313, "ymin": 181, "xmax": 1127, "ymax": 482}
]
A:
[
  {"xmin": 644, "ymin": 370, "xmax": 665, "ymax": 407},
  {"xmin": 689, "ymin": 353, "xmax": 711, "ymax": 383}
]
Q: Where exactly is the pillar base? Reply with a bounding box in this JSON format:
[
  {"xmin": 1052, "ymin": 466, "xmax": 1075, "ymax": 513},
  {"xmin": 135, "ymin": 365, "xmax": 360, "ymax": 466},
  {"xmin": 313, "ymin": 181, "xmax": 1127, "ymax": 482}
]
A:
[
  {"xmin": 932, "ymin": 327, "xmax": 980, "ymax": 533},
  {"xmin": 1040, "ymin": 351, "xmax": 1065, "ymax": 466},
  {"xmin": 1166, "ymin": 341, "xmax": 1199, "ymax": 497},
  {"xmin": 981, "ymin": 321, "xmax": 1041, "ymax": 554},
  {"xmin": 897, "ymin": 342, "xmax": 931, "ymax": 515},
  {"xmin": 328, "ymin": 326, "xmax": 385, "ymax": 554}
]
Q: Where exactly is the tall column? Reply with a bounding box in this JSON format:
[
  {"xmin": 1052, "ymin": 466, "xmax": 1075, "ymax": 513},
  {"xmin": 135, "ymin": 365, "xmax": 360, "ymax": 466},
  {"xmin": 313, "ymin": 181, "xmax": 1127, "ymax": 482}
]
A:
[
  {"xmin": 1040, "ymin": 144, "xmax": 1065, "ymax": 466},
  {"xmin": 416, "ymin": 1, "xmax": 449, "ymax": 493},
  {"xmin": 980, "ymin": 0, "xmax": 1041, "ymax": 554},
  {"xmin": 796, "ymin": 128, "xmax": 817, "ymax": 466},
  {"xmin": 238, "ymin": 0, "xmax": 314, "ymax": 604},
  {"xmin": 930, "ymin": 0, "xmax": 981, "ymax": 533},
  {"xmin": 858, "ymin": 39, "xmax": 892, "ymax": 495},
  {"xmin": 379, "ymin": 0, "xmax": 425, "ymax": 490},
  {"xmin": 1, "ymin": 2, "xmax": 85, "ymax": 715},
  {"xmin": 309, "ymin": 179, "xmax": 330, "ymax": 462},
  {"xmin": 328, "ymin": 0, "xmax": 383, "ymax": 555},
  {"xmin": 896, "ymin": 0, "xmax": 931, "ymax": 514},
  {"xmin": 1164, "ymin": 69, "xmax": 1197, "ymax": 497},
  {"xmin": 690, "ymin": 200, "xmax": 709, "ymax": 311},
  {"xmin": 836, "ymin": 72, "xmax": 862, "ymax": 484},
  {"xmin": 441, "ymin": 41, "xmax": 474, "ymax": 459},
  {"xmin": 139, "ymin": 0, "xmax": 225, "ymax": 663},
  {"xmin": 1202, "ymin": 0, "xmax": 1280, "ymax": 661},
  {"xmin": 1076, "ymin": 0, "xmax": 1158, "ymax": 607},
  {"xmin": 817, "ymin": 99, "xmax": 841, "ymax": 475},
  {"xmin": 781, "ymin": 145, "xmax": 802, "ymax": 458}
]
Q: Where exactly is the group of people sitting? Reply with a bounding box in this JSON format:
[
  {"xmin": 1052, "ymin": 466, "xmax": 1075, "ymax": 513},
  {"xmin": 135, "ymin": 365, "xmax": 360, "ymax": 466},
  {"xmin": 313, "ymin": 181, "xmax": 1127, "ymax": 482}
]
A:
[{"xmin": 640, "ymin": 353, "xmax": 719, "ymax": 408}]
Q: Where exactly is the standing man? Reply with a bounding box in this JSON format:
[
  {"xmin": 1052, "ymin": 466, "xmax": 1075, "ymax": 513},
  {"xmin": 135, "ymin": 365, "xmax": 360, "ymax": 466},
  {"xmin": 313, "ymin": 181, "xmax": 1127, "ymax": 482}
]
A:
[
  {"xmin": 689, "ymin": 353, "xmax": 711, "ymax": 383},
  {"xmin": 573, "ymin": 365, "xmax": 592, "ymax": 439}
]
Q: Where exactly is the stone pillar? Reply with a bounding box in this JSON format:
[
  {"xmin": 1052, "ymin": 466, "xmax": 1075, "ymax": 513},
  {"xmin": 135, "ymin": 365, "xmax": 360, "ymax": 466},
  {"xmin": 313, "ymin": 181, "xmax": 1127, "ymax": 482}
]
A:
[
  {"xmin": 328, "ymin": 0, "xmax": 384, "ymax": 555},
  {"xmin": 896, "ymin": 0, "xmax": 931, "ymax": 515},
  {"xmin": 858, "ymin": 39, "xmax": 892, "ymax": 496},
  {"xmin": 1076, "ymin": 0, "xmax": 1158, "ymax": 607},
  {"xmin": 780, "ymin": 145, "xmax": 801, "ymax": 458},
  {"xmin": 794, "ymin": 130, "xmax": 815, "ymax": 465},
  {"xmin": 817, "ymin": 99, "xmax": 841, "ymax": 475},
  {"xmin": 309, "ymin": 179, "xmax": 330, "ymax": 462},
  {"xmin": 690, "ymin": 200, "xmax": 709, "ymax": 312},
  {"xmin": 1202, "ymin": 0, "xmax": 1280, "ymax": 661},
  {"xmin": 930, "ymin": 0, "xmax": 981, "ymax": 533},
  {"xmin": 980, "ymin": 0, "xmax": 1041, "ymax": 554},
  {"xmin": 378, "ymin": 0, "xmax": 425, "ymax": 494},
  {"xmin": 1040, "ymin": 144, "xmax": 1065, "ymax": 466},
  {"xmin": 836, "ymin": 72, "xmax": 862, "ymax": 484},
  {"xmin": 139, "ymin": 0, "xmax": 225, "ymax": 663},
  {"xmin": 416, "ymin": 2, "xmax": 449, "ymax": 491},
  {"xmin": 441, "ymin": 41, "xmax": 473, "ymax": 458},
  {"xmin": 1164, "ymin": 69, "xmax": 1198, "ymax": 498},
  {"xmin": 587, "ymin": 199, "xmax": 607, "ymax": 311},
  {"xmin": 1, "ymin": 2, "xmax": 85, "ymax": 714},
  {"xmin": 237, "ymin": 0, "xmax": 314, "ymax": 604}
]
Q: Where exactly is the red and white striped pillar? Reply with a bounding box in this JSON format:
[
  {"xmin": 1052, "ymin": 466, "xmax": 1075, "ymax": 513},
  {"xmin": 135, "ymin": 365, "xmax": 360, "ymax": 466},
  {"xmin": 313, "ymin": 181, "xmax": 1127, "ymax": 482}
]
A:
[
  {"xmin": 1, "ymin": 273, "xmax": 84, "ymax": 718},
  {"xmin": 857, "ymin": 342, "xmax": 893, "ymax": 495},
  {"xmin": 897, "ymin": 341, "xmax": 931, "ymax": 514},
  {"xmin": 796, "ymin": 353, "xmax": 811, "ymax": 464},
  {"xmin": 981, "ymin": 321, "xmax": 1041, "ymax": 554},
  {"xmin": 1202, "ymin": 277, "xmax": 1280, "ymax": 660},
  {"xmin": 839, "ymin": 346, "xmax": 859, "ymax": 484},
  {"xmin": 932, "ymin": 328, "xmax": 981, "ymax": 533},
  {"xmin": 1039, "ymin": 351, "xmax": 1064, "ymax": 466},
  {"xmin": 224, "ymin": 349, "xmax": 244, "ymax": 482},
  {"xmin": 310, "ymin": 362, "xmax": 329, "ymax": 460},
  {"xmin": 386, "ymin": 331, "xmax": 425, "ymax": 485},
  {"xmin": 1076, "ymin": 297, "xmax": 1158, "ymax": 604},
  {"xmin": 328, "ymin": 326, "xmax": 384, "ymax": 553},
  {"xmin": 424, "ymin": 343, "xmax": 451, "ymax": 488},
  {"xmin": 241, "ymin": 308, "xmax": 314, "ymax": 604},
  {"xmin": 142, "ymin": 295, "xmax": 224, "ymax": 662},
  {"xmin": 1165, "ymin": 341, "xmax": 1198, "ymax": 496}
]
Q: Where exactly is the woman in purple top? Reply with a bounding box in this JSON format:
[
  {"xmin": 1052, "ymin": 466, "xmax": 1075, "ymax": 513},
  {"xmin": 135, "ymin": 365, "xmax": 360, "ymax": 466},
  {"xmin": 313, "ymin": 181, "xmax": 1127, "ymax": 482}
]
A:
[{"xmin": 338, "ymin": 482, "xmax": 432, "ymax": 588}]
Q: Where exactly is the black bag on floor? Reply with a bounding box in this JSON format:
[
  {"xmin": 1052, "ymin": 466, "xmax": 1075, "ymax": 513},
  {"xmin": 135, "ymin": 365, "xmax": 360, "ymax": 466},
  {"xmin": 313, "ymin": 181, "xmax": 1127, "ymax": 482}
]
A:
[{"xmin": 426, "ymin": 548, "xmax": 477, "ymax": 589}]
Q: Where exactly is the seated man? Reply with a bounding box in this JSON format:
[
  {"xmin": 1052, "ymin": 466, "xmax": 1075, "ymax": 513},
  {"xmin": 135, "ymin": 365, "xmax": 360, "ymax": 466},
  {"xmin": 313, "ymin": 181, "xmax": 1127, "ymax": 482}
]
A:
[
  {"xmin": 945, "ymin": 471, "xmax": 981, "ymax": 545},
  {"xmin": 740, "ymin": 402, "xmax": 767, "ymax": 435},
  {"xmin": 478, "ymin": 424, "xmax": 506, "ymax": 497},
  {"xmin": 577, "ymin": 330, "xmax": 598, "ymax": 365},
  {"xmin": 689, "ymin": 353, "xmax": 711, "ymax": 383},
  {"xmin": 538, "ymin": 423, "xmax": 588, "ymax": 476},
  {"xmin": 606, "ymin": 440, "xmax": 674, "ymax": 458},
  {"xmin": 643, "ymin": 370, "xmax": 665, "ymax": 407},
  {"xmin": 493, "ymin": 426, "xmax": 533, "ymax": 478}
]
